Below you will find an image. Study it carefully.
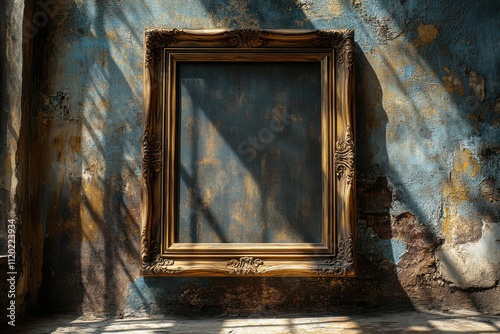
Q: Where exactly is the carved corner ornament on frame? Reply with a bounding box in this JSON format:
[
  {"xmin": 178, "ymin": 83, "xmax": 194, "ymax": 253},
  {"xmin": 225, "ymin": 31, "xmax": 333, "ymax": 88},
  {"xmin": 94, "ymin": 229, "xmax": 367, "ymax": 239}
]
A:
[{"xmin": 141, "ymin": 29, "xmax": 355, "ymax": 277}]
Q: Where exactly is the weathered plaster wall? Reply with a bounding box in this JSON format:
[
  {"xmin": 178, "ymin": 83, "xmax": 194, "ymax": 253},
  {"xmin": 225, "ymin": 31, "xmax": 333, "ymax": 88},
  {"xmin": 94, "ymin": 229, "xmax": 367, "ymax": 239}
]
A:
[
  {"xmin": 1, "ymin": 0, "xmax": 41, "ymax": 322},
  {"xmin": 23, "ymin": 0, "xmax": 499, "ymax": 316},
  {"xmin": 1, "ymin": 0, "xmax": 24, "ymax": 255}
]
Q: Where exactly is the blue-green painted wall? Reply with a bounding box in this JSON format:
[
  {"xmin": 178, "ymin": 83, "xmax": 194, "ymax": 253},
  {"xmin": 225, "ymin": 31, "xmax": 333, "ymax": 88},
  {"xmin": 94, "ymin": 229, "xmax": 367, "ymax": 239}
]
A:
[{"xmin": 28, "ymin": 0, "xmax": 499, "ymax": 315}]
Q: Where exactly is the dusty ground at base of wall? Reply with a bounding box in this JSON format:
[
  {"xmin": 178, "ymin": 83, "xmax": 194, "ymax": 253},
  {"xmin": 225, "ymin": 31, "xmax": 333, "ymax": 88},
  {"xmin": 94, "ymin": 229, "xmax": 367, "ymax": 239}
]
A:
[{"xmin": 5, "ymin": 310, "xmax": 500, "ymax": 333}]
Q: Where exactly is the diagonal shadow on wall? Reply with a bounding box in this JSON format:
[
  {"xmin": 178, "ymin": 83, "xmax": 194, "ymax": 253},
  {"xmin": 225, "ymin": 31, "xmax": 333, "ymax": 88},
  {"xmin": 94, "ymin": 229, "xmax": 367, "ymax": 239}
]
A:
[
  {"xmin": 344, "ymin": 0, "xmax": 500, "ymax": 312},
  {"xmin": 34, "ymin": 0, "xmax": 147, "ymax": 316},
  {"xmin": 29, "ymin": 0, "xmax": 500, "ymax": 326}
]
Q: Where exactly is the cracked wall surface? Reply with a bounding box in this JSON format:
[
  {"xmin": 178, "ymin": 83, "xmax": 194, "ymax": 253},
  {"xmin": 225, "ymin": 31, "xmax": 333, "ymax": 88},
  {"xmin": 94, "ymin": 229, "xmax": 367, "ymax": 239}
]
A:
[{"xmin": 8, "ymin": 0, "xmax": 499, "ymax": 317}]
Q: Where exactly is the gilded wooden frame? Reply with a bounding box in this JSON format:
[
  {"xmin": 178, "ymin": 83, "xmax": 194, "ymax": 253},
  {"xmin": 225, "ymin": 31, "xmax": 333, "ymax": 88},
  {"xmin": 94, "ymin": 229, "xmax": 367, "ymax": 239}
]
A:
[{"xmin": 142, "ymin": 29, "xmax": 355, "ymax": 276}]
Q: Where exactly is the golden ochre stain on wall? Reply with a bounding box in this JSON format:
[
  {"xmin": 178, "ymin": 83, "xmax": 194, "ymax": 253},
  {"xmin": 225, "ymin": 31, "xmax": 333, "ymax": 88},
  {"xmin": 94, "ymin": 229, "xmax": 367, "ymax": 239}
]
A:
[
  {"xmin": 442, "ymin": 148, "xmax": 481, "ymax": 240},
  {"xmin": 415, "ymin": 23, "xmax": 438, "ymax": 46},
  {"xmin": 453, "ymin": 148, "xmax": 481, "ymax": 177},
  {"xmin": 81, "ymin": 178, "xmax": 104, "ymax": 243},
  {"xmin": 443, "ymin": 148, "xmax": 480, "ymax": 202}
]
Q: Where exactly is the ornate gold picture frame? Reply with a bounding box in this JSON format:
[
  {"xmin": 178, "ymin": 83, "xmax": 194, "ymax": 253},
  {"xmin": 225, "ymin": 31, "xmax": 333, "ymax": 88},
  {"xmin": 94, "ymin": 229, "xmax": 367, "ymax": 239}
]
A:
[{"xmin": 142, "ymin": 29, "xmax": 355, "ymax": 276}]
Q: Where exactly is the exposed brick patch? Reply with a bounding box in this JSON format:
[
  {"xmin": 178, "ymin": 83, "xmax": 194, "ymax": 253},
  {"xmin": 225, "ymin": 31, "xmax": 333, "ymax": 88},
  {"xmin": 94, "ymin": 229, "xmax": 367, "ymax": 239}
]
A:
[
  {"xmin": 392, "ymin": 213, "xmax": 439, "ymax": 287},
  {"xmin": 357, "ymin": 177, "xmax": 393, "ymax": 239}
]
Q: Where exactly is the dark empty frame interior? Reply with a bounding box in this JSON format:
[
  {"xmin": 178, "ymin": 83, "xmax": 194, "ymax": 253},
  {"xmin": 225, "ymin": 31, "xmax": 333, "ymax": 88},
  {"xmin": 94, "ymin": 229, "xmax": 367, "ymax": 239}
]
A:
[{"xmin": 141, "ymin": 29, "xmax": 355, "ymax": 276}]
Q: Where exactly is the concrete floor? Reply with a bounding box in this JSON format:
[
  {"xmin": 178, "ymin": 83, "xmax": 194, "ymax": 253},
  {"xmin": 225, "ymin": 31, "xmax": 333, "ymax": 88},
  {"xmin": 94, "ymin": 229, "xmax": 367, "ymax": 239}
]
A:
[{"xmin": 7, "ymin": 310, "xmax": 500, "ymax": 333}]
